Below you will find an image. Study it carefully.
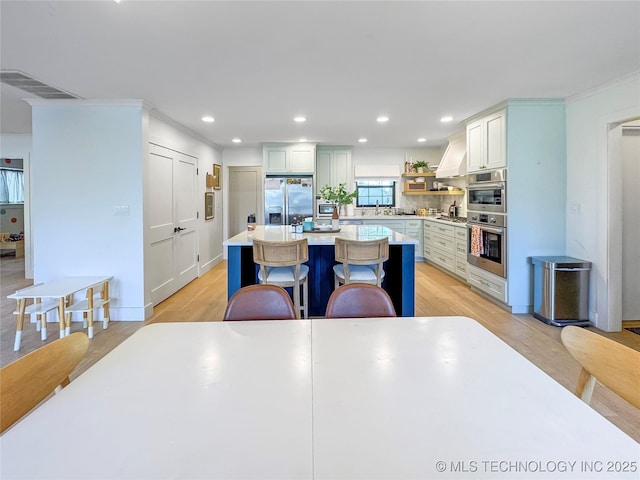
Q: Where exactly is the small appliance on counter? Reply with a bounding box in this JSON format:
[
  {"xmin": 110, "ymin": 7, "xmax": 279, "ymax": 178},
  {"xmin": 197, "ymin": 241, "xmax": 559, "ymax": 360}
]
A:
[{"xmin": 449, "ymin": 201, "xmax": 459, "ymax": 218}]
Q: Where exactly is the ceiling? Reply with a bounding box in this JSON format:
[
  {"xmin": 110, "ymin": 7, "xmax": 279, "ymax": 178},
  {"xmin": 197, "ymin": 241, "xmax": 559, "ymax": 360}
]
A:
[{"xmin": 1, "ymin": 1, "xmax": 639, "ymax": 149}]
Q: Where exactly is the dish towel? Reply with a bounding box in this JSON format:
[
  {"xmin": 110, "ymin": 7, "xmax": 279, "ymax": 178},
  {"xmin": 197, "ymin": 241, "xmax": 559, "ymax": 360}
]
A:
[{"xmin": 470, "ymin": 225, "xmax": 483, "ymax": 257}]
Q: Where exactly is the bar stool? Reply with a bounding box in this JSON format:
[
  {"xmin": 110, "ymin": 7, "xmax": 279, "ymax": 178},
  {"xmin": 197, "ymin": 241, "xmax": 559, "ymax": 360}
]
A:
[
  {"xmin": 333, "ymin": 237, "xmax": 389, "ymax": 289},
  {"xmin": 252, "ymin": 238, "xmax": 309, "ymax": 319}
]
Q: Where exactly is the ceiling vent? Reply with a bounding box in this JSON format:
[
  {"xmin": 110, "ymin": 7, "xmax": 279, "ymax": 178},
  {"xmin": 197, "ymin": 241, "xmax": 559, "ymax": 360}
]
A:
[{"xmin": 0, "ymin": 70, "xmax": 79, "ymax": 99}]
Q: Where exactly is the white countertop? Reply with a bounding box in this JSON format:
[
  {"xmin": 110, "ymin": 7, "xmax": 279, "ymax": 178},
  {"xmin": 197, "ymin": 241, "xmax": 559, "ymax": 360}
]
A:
[
  {"xmin": 2, "ymin": 318, "xmax": 637, "ymax": 479},
  {"xmin": 224, "ymin": 224, "xmax": 418, "ymax": 246},
  {"xmin": 335, "ymin": 214, "xmax": 422, "ymax": 220},
  {"xmin": 320, "ymin": 215, "xmax": 468, "ymax": 225}
]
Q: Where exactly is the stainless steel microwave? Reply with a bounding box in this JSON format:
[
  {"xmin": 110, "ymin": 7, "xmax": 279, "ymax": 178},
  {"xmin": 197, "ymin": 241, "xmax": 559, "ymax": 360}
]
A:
[
  {"xmin": 467, "ymin": 169, "xmax": 507, "ymax": 213},
  {"xmin": 317, "ymin": 200, "xmax": 336, "ymax": 217}
]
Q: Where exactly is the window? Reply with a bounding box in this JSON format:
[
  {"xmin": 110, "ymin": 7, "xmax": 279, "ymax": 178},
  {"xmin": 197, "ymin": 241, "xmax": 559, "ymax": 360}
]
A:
[
  {"xmin": 0, "ymin": 169, "xmax": 24, "ymax": 203},
  {"xmin": 356, "ymin": 180, "xmax": 395, "ymax": 207}
]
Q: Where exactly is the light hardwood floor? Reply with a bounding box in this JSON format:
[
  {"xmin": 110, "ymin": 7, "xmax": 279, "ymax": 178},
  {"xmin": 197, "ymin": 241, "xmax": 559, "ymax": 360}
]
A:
[{"xmin": 1, "ymin": 255, "xmax": 639, "ymax": 441}]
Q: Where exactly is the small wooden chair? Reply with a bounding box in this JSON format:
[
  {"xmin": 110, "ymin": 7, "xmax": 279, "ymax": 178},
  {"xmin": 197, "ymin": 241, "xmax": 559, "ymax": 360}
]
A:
[
  {"xmin": 223, "ymin": 284, "xmax": 297, "ymax": 321},
  {"xmin": 560, "ymin": 326, "xmax": 640, "ymax": 409},
  {"xmin": 0, "ymin": 332, "xmax": 90, "ymax": 434},
  {"xmin": 325, "ymin": 283, "xmax": 396, "ymax": 318},
  {"xmin": 252, "ymin": 238, "xmax": 309, "ymax": 319},
  {"xmin": 333, "ymin": 237, "xmax": 389, "ymax": 289}
]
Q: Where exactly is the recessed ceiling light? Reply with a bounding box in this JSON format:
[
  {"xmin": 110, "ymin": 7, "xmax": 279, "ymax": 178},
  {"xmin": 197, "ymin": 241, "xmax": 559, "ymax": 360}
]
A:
[
  {"xmin": 202, "ymin": 116, "xmax": 214, "ymax": 123},
  {"xmin": 358, "ymin": 138, "xmax": 368, "ymax": 143},
  {"xmin": 294, "ymin": 116, "xmax": 306, "ymax": 123},
  {"xmin": 440, "ymin": 116, "xmax": 453, "ymax": 123},
  {"xmin": 232, "ymin": 138, "xmax": 242, "ymax": 143},
  {"xmin": 417, "ymin": 138, "xmax": 427, "ymax": 143},
  {"xmin": 298, "ymin": 138, "xmax": 307, "ymax": 142},
  {"xmin": 377, "ymin": 116, "xmax": 389, "ymax": 123}
]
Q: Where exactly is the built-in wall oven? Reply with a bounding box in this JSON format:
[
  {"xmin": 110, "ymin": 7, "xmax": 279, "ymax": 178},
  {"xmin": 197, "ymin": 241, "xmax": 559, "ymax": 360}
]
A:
[
  {"xmin": 467, "ymin": 212, "xmax": 507, "ymax": 278},
  {"xmin": 467, "ymin": 168, "xmax": 506, "ymax": 213}
]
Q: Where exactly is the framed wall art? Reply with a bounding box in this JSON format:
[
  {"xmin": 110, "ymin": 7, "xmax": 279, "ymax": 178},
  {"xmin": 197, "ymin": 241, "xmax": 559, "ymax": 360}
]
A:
[
  {"xmin": 213, "ymin": 164, "xmax": 221, "ymax": 190},
  {"xmin": 205, "ymin": 192, "xmax": 215, "ymax": 220}
]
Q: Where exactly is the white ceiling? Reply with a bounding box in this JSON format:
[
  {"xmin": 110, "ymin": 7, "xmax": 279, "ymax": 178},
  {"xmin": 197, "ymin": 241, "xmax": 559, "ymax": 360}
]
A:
[{"xmin": 1, "ymin": 1, "xmax": 639, "ymax": 148}]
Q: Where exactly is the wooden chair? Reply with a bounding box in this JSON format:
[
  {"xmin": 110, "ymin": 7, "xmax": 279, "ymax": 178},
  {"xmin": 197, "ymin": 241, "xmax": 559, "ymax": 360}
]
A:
[
  {"xmin": 223, "ymin": 284, "xmax": 298, "ymax": 321},
  {"xmin": 560, "ymin": 326, "xmax": 640, "ymax": 410},
  {"xmin": 333, "ymin": 237, "xmax": 389, "ymax": 289},
  {"xmin": 325, "ymin": 283, "xmax": 396, "ymax": 318},
  {"xmin": 252, "ymin": 238, "xmax": 309, "ymax": 319},
  {"xmin": 0, "ymin": 332, "xmax": 90, "ymax": 434}
]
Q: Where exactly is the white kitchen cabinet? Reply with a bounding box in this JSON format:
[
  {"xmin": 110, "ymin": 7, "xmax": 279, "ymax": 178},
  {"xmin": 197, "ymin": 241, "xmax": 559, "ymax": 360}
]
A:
[
  {"xmin": 361, "ymin": 218, "xmax": 422, "ymax": 260},
  {"xmin": 454, "ymin": 226, "xmax": 468, "ymax": 280},
  {"xmin": 404, "ymin": 219, "xmax": 423, "ymax": 260},
  {"xmin": 424, "ymin": 220, "xmax": 467, "ymax": 280},
  {"xmin": 362, "ymin": 219, "xmax": 405, "ymax": 231},
  {"xmin": 467, "ymin": 264, "xmax": 507, "ymax": 303},
  {"xmin": 466, "ymin": 109, "xmax": 506, "ymax": 173},
  {"xmin": 423, "ymin": 220, "xmax": 455, "ymax": 274},
  {"xmin": 316, "ymin": 147, "xmax": 352, "ymax": 190},
  {"xmin": 263, "ymin": 143, "xmax": 316, "ymax": 174}
]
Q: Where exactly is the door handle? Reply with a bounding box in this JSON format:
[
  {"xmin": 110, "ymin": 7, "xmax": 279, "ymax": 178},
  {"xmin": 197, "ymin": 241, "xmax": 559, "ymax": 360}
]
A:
[{"xmin": 174, "ymin": 227, "xmax": 187, "ymax": 233}]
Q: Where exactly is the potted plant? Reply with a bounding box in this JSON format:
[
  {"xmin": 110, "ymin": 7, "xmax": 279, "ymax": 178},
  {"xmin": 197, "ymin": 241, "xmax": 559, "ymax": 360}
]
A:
[
  {"xmin": 412, "ymin": 161, "xmax": 429, "ymax": 174},
  {"xmin": 319, "ymin": 183, "xmax": 357, "ymax": 219}
]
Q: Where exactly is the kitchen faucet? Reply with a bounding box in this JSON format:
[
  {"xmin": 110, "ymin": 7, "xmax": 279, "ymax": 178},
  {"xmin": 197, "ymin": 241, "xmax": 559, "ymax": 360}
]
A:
[{"xmin": 375, "ymin": 200, "xmax": 380, "ymax": 216}]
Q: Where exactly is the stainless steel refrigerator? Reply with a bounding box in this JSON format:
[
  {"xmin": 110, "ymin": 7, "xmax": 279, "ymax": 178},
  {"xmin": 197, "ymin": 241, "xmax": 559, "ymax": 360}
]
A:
[{"xmin": 264, "ymin": 176, "xmax": 314, "ymax": 225}]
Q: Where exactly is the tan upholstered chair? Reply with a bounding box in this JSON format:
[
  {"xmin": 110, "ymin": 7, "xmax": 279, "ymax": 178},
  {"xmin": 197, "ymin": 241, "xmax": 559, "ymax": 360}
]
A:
[
  {"xmin": 1, "ymin": 332, "xmax": 90, "ymax": 433},
  {"xmin": 223, "ymin": 284, "xmax": 297, "ymax": 321},
  {"xmin": 560, "ymin": 326, "xmax": 640, "ymax": 409},
  {"xmin": 333, "ymin": 237, "xmax": 389, "ymax": 289},
  {"xmin": 252, "ymin": 238, "xmax": 309, "ymax": 319},
  {"xmin": 325, "ymin": 283, "xmax": 396, "ymax": 318}
]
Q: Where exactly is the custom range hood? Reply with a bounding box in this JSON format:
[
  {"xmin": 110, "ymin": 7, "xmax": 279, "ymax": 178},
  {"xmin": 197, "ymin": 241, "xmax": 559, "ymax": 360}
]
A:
[{"xmin": 435, "ymin": 131, "xmax": 467, "ymax": 178}]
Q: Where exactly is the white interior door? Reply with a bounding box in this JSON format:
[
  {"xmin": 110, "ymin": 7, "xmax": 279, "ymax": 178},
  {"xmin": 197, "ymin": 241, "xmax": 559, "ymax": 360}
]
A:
[{"xmin": 148, "ymin": 144, "xmax": 198, "ymax": 305}]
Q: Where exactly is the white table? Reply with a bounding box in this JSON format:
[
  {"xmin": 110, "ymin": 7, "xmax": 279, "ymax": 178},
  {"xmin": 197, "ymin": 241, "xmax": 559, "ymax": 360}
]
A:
[
  {"xmin": 8, "ymin": 276, "xmax": 112, "ymax": 350},
  {"xmin": 1, "ymin": 318, "xmax": 637, "ymax": 479}
]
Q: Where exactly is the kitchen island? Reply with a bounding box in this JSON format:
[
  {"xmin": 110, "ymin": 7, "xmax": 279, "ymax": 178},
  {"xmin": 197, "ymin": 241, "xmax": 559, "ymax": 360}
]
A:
[{"xmin": 223, "ymin": 225, "xmax": 417, "ymax": 317}]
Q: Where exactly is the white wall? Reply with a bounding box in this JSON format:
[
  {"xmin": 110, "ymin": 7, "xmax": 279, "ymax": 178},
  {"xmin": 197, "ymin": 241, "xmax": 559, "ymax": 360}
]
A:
[
  {"xmin": 22, "ymin": 102, "xmax": 224, "ymax": 321},
  {"xmin": 0, "ymin": 134, "xmax": 33, "ymax": 277},
  {"xmin": 565, "ymin": 72, "xmax": 640, "ymax": 331},
  {"xmin": 30, "ymin": 100, "xmax": 146, "ymax": 320},
  {"xmin": 351, "ymin": 145, "xmax": 467, "ymax": 214}
]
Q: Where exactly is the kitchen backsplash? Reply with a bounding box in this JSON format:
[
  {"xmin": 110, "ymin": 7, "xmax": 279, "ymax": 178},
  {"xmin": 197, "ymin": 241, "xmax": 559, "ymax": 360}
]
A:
[{"xmin": 398, "ymin": 176, "xmax": 467, "ymax": 216}]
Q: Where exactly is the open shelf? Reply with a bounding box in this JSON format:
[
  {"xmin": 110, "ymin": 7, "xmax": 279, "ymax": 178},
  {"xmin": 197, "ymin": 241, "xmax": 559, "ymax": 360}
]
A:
[
  {"xmin": 402, "ymin": 172, "xmax": 436, "ymax": 178},
  {"xmin": 402, "ymin": 190, "xmax": 465, "ymax": 196}
]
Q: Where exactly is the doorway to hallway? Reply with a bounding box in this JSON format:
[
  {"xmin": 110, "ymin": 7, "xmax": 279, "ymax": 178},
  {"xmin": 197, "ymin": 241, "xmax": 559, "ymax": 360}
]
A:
[{"xmin": 228, "ymin": 166, "xmax": 263, "ymax": 238}]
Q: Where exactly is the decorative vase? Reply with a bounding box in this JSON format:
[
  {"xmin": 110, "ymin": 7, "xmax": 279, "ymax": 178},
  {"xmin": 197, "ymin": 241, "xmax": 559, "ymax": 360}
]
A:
[{"xmin": 332, "ymin": 206, "xmax": 340, "ymax": 230}]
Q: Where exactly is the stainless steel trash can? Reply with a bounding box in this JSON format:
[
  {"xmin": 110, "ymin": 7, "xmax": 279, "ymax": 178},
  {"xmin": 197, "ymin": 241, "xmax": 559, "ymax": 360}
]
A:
[{"xmin": 530, "ymin": 256, "xmax": 591, "ymax": 327}]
